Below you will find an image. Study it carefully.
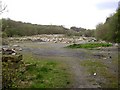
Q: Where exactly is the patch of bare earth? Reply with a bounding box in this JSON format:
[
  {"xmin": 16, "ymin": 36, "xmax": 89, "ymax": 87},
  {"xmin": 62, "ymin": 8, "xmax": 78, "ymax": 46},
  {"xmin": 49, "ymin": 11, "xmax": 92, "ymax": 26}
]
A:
[{"xmin": 15, "ymin": 42, "xmax": 118, "ymax": 88}]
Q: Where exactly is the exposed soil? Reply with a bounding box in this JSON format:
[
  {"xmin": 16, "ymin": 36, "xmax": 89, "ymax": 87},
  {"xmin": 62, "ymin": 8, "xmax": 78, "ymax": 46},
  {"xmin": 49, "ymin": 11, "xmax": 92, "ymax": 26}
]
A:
[{"xmin": 14, "ymin": 42, "xmax": 119, "ymax": 88}]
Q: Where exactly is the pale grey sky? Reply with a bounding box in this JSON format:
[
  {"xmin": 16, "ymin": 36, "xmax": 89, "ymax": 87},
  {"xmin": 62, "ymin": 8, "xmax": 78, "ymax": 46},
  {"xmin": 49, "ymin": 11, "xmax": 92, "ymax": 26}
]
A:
[{"xmin": 1, "ymin": 0, "xmax": 119, "ymax": 29}]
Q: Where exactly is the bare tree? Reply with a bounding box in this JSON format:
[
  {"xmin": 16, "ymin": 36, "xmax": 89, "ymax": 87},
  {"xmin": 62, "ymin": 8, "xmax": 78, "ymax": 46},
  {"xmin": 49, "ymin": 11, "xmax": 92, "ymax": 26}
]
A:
[{"xmin": 0, "ymin": 1, "xmax": 7, "ymax": 15}]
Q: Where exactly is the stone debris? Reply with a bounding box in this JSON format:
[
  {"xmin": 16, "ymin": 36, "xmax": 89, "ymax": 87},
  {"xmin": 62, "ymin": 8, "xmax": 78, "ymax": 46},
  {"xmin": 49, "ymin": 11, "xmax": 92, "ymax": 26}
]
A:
[
  {"xmin": 114, "ymin": 43, "xmax": 118, "ymax": 47},
  {"xmin": 93, "ymin": 73, "xmax": 97, "ymax": 76},
  {"xmin": 2, "ymin": 54, "xmax": 22, "ymax": 62},
  {"xmin": 8, "ymin": 34, "xmax": 101, "ymax": 44},
  {"xmin": 2, "ymin": 46, "xmax": 22, "ymax": 55},
  {"xmin": 2, "ymin": 48, "xmax": 16, "ymax": 55},
  {"xmin": 18, "ymin": 48, "xmax": 22, "ymax": 51},
  {"xmin": 12, "ymin": 53, "xmax": 16, "ymax": 55},
  {"xmin": 13, "ymin": 44, "xmax": 19, "ymax": 47},
  {"xmin": 93, "ymin": 54, "xmax": 105, "ymax": 59},
  {"xmin": 103, "ymin": 58, "xmax": 107, "ymax": 59}
]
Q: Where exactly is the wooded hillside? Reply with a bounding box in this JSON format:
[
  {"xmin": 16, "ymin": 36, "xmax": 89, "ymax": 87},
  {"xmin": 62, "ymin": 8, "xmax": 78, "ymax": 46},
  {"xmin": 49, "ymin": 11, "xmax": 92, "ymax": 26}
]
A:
[{"xmin": 2, "ymin": 19, "xmax": 68, "ymax": 37}]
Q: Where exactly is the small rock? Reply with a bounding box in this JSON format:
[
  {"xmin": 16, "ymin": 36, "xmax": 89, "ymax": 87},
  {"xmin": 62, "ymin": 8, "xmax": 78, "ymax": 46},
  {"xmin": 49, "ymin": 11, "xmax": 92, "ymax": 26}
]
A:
[
  {"xmin": 13, "ymin": 44, "xmax": 19, "ymax": 47},
  {"xmin": 103, "ymin": 58, "xmax": 107, "ymax": 59},
  {"xmin": 93, "ymin": 73, "xmax": 97, "ymax": 76},
  {"xmin": 19, "ymin": 48, "xmax": 22, "ymax": 51},
  {"xmin": 114, "ymin": 43, "xmax": 118, "ymax": 47},
  {"xmin": 12, "ymin": 53, "xmax": 16, "ymax": 55},
  {"xmin": 12, "ymin": 49, "xmax": 16, "ymax": 52}
]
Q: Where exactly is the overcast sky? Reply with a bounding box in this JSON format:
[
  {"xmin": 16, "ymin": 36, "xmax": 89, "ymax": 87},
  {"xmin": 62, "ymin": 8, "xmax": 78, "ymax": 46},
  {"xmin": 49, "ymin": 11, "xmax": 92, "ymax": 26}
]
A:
[{"xmin": 1, "ymin": 0, "xmax": 119, "ymax": 29}]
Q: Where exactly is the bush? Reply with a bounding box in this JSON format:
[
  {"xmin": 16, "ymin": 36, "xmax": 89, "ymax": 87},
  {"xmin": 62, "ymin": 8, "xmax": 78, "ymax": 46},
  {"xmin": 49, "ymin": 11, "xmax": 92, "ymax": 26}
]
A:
[{"xmin": 95, "ymin": 10, "xmax": 119, "ymax": 43}]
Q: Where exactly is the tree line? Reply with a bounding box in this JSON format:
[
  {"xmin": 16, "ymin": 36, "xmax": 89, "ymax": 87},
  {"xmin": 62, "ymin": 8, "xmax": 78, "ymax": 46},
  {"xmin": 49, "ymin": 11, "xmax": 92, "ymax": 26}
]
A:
[
  {"xmin": 1, "ymin": 6, "xmax": 119, "ymax": 43},
  {"xmin": 1, "ymin": 18, "xmax": 94, "ymax": 37},
  {"xmin": 2, "ymin": 18, "xmax": 68, "ymax": 37}
]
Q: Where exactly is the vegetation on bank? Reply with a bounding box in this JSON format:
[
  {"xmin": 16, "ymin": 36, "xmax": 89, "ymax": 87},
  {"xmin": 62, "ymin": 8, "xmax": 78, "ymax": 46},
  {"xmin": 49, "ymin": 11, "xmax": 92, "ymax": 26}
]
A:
[
  {"xmin": 95, "ymin": 6, "xmax": 120, "ymax": 43},
  {"xmin": 2, "ymin": 53, "xmax": 72, "ymax": 88},
  {"xmin": 66, "ymin": 43, "xmax": 112, "ymax": 49}
]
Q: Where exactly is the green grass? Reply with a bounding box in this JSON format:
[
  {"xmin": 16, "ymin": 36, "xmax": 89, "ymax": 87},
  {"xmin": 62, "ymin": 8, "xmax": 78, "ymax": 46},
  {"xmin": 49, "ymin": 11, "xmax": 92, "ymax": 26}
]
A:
[
  {"xmin": 67, "ymin": 43, "xmax": 112, "ymax": 49},
  {"xmin": 80, "ymin": 60, "xmax": 118, "ymax": 88},
  {"xmin": 16, "ymin": 53, "xmax": 72, "ymax": 88},
  {"xmin": 80, "ymin": 60, "xmax": 106, "ymax": 74}
]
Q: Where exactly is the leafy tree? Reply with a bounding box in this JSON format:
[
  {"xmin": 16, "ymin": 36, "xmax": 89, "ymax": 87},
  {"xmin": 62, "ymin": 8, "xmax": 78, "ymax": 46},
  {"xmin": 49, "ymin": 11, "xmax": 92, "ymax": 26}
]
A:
[{"xmin": 95, "ymin": 7, "xmax": 119, "ymax": 43}]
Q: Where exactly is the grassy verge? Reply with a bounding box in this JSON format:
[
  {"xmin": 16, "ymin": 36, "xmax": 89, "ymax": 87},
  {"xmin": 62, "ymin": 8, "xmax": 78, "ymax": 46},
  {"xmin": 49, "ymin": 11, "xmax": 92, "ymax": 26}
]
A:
[
  {"xmin": 80, "ymin": 60, "xmax": 118, "ymax": 88},
  {"xmin": 66, "ymin": 43, "xmax": 112, "ymax": 49},
  {"xmin": 15, "ymin": 53, "xmax": 72, "ymax": 88}
]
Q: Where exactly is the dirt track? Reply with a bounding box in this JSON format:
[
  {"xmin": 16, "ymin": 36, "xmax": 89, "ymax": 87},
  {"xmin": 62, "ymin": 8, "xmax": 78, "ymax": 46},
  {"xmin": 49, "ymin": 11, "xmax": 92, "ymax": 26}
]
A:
[{"xmin": 19, "ymin": 42, "xmax": 118, "ymax": 88}]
